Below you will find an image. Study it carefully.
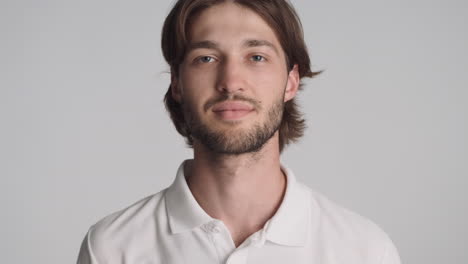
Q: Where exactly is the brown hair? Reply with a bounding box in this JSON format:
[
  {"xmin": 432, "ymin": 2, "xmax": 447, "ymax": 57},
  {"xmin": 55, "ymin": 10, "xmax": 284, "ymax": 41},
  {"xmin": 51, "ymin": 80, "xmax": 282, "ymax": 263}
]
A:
[{"xmin": 161, "ymin": 0, "xmax": 321, "ymax": 152}]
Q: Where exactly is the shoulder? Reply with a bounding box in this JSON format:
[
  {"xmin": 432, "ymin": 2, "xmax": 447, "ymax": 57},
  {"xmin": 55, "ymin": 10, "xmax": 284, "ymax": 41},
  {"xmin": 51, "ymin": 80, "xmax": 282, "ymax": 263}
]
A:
[
  {"xmin": 91, "ymin": 190, "xmax": 166, "ymax": 233},
  {"xmin": 78, "ymin": 190, "xmax": 168, "ymax": 263},
  {"xmin": 299, "ymin": 183, "xmax": 401, "ymax": 263},
  {"xmin": 305, "ymin": 184, "xmax": 386, "ymax": 237}
]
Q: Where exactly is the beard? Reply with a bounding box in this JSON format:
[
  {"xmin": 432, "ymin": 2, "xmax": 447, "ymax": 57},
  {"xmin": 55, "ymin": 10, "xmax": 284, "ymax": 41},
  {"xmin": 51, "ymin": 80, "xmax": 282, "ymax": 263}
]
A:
[{"xmin": 182, "ymin": 93, "xmax": 284, "ymax": 155}]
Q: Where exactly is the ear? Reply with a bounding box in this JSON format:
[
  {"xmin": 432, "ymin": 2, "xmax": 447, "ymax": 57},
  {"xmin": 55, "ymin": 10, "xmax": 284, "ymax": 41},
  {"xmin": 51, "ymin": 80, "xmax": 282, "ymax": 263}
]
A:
[
  {"xmin": 284, "ymin": 64, "xmax": 300, "ymax": 102},
  {"xmin": 171, "ymin": 73, "xmax": 182, "ymax": 103}
]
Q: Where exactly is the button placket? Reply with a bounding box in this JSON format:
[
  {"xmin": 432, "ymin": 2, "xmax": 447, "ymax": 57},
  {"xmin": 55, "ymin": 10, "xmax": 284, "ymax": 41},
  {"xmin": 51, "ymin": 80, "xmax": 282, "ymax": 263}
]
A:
[
  {"xmin": 211, "ymin": 223, "xmax": 221, "ymax": 234},
  {"xmin": 202, "ymin": 221, "xmax": 221, "ymax": 234},
  {"xmin": 225, "ymin": 244, "xmax": 249, "ymax": 264},
  {"xmin": 248, "ymin": 229, "xmax": 266, "ymax": 248},
  {"xmin": 203, "ymin": 220, "xmax": 236, "ymax": 263}
]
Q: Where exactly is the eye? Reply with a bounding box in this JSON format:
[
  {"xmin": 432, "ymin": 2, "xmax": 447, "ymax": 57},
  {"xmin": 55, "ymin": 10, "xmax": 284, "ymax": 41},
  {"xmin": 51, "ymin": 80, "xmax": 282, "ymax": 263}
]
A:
[
  {"xmin": 251, "ymin": 55, "xmax": 266, "ymax": 62},
  {"xmin": 196, "ymin": 56, "xmax": 216, "ymax": 63}
]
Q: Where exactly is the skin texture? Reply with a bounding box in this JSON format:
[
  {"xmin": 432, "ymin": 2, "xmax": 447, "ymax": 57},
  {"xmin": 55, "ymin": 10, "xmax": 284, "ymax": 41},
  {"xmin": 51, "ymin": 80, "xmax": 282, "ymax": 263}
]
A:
[{"xmin": 171, "ymin": 2, "xmax": 300, "ymax": 247}]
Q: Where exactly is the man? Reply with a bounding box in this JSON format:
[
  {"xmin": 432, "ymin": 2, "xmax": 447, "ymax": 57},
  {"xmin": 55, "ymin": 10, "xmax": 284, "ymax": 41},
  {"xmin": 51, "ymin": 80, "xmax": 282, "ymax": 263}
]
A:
[{"xmin": 77, "ymin": 0, "xmax": 401, "ymax": 263}]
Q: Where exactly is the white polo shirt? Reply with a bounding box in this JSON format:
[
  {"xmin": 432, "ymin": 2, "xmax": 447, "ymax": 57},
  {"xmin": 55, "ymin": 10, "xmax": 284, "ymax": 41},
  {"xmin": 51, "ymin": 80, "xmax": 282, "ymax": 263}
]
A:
[{"xmin": 77, "ymin": 160, "xmax": 401, "ymax": 264}]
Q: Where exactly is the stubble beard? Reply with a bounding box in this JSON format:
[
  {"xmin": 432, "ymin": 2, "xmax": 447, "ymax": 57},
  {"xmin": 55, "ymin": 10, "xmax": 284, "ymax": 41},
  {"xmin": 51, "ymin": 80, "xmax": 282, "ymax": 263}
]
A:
[{"xmin": 182, "ymin": 94, "xmax": 284, "ymax": 155}]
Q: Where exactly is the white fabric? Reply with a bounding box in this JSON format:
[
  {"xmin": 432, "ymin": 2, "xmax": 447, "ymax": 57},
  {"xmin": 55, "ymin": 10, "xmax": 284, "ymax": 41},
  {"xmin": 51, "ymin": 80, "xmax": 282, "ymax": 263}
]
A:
[{"xmin": 77, "ymin": 160, "xmax": 401, "ymax": 264}]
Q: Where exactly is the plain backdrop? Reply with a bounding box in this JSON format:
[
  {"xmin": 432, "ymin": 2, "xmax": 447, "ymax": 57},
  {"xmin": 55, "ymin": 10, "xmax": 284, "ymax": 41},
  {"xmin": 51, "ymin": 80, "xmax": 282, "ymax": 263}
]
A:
[{"xmin": 1, "ymin": 0, "xmax": 467, "ymax": 263}]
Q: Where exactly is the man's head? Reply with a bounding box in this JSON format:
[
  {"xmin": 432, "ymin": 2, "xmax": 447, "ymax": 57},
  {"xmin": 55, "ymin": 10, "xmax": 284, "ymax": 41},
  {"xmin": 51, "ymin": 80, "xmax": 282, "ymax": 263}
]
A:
[{"xmin": 162, "ymin": 0, "xmax": 320, "ymax": 154}]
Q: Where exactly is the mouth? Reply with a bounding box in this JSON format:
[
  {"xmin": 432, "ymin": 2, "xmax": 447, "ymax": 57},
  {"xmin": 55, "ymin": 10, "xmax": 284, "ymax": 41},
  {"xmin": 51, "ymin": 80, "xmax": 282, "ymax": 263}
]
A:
[{"xmin": 211, "ymin": 101, "xmax": 255, "ymax": 120}]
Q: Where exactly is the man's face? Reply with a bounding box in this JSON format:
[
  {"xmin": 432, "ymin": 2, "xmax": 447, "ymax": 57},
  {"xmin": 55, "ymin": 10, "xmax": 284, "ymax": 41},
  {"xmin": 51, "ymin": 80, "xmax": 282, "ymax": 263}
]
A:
[{"xmin": 172, "ymin": 2, "xmax": 299, "ymax": 155}]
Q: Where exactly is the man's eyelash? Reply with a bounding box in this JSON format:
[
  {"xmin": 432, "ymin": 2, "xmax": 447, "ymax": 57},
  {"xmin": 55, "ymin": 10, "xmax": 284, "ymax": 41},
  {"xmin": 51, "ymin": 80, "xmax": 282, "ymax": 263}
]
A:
[
  {"xmin": 251, "ymin": 55, "xmax": 266, "ymax": 62},
  {"xmin": 196, "ymin": 56, "xmax": 216, "ymax": 63}
]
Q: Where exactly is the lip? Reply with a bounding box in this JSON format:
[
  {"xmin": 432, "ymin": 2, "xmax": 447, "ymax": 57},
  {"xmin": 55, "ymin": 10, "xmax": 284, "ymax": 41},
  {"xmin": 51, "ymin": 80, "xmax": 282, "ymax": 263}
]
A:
[
  {"xmin": 211, "ymin": 101, "xmax": 254, "ymax": 120},
  {"xmin": 211, "ymin": 101, "xmax": 254, "ymax": 112}
]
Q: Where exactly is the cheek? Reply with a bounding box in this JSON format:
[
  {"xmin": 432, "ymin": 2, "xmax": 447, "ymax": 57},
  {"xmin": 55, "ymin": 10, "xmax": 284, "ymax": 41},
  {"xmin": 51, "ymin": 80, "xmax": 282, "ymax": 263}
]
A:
[
  {"xmin": 252, "ymin": 69, "xmax": 287, "ymax": 96},
  {"xmin": 179, "ymin": 67, "xmax": 216, "ymax": 93},
  {"xmin": 180, "ymin": 74, "xmax": 217, "ymax": 106},
  {"xmin": 181, "ymin": 64, "xmax": 217, "ymax": 87},
  {"xmin": 181, "ymin": 90, "xmax": 205, "ymax": 113},
  {"xmin": 179, "ymin": 86, "xmax": 213, "ymax": 119}
]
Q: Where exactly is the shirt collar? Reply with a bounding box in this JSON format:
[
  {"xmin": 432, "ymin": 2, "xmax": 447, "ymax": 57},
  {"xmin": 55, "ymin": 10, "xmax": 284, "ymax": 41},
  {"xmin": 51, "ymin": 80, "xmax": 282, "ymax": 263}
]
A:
[
  {"xmin": 165, "ymin": 160, "xmax": 311, "ymax": 247},
  {"xmin": 264, "ymin": 165, "xmax": 311, "ymax": 247},
  {"xmin": 165, "ymin": 160, "xmax": 213, "ymax": 234}
]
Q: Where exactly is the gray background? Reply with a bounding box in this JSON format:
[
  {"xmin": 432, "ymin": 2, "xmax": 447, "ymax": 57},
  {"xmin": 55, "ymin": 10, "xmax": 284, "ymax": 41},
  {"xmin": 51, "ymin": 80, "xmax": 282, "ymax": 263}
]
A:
[{"xmin": 1, "ymin": 0, "xmax": 467, "ymax": 263}]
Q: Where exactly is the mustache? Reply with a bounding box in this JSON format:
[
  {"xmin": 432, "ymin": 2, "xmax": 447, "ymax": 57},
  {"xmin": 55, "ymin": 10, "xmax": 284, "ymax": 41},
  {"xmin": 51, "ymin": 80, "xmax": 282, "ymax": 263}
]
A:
[{"xmin": 203, "ymin": 94, "xmax": 261, "ymax": 112}]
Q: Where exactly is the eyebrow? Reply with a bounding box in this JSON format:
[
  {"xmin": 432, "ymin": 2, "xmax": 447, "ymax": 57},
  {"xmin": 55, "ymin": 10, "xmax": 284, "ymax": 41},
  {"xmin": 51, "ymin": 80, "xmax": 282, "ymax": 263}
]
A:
[
  {"xmin": 187, "ymin": 40, "xmax": 218, "ymax": 52},
  {"xmin": 187, "ymin": 39, "xmax": 279, "ymax": 55},
  {"xmin": 243, "ymin": 39, "xmax": 279, "ymax": 55}
]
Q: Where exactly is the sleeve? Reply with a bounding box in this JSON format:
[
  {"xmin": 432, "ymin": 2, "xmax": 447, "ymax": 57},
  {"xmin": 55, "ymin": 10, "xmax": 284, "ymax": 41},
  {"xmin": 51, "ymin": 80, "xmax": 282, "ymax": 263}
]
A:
[
  {"xmin": 77, "ymin": 227, "xmax": 99, "ymax": 264},
  {"xmin": 380, "ymin": 238, "xmax": 402, "ymax": 264}
]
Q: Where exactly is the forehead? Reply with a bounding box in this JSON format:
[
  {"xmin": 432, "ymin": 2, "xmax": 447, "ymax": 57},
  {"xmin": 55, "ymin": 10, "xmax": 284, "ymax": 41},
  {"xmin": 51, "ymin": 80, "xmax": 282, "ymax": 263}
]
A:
[{"xmin": 186, "ymin": 2, "xmax": 281, "ymax": 48}]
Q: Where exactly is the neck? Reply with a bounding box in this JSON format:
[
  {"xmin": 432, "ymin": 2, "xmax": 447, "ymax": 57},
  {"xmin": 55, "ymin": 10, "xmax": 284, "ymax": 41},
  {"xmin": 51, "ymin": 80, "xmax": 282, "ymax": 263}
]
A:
[{"xmin": 185, "ymin": 133, "xmax": 286, "ymax": 247}]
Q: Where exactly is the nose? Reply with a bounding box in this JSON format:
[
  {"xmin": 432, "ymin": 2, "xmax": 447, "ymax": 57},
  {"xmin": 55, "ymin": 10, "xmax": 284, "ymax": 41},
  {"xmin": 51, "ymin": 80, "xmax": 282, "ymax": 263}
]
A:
[{"xmin": 216, "ymin": 57, "xmax": 245, "ymax": 94}]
